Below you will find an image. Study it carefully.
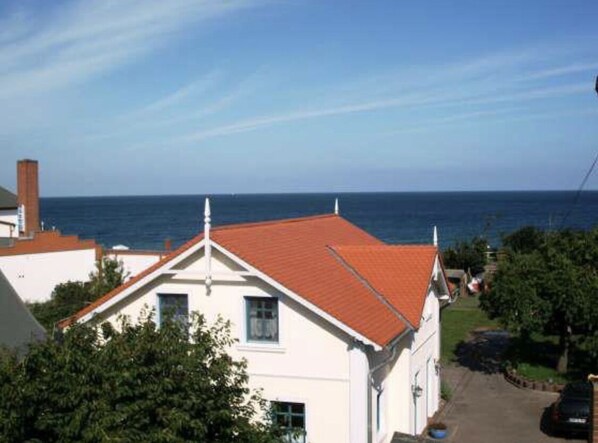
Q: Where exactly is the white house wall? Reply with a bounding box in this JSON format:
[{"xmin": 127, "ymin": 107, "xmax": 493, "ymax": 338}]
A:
[
  {"xmin": 0, "ymin": 248, "xmax": 97, "ymax": 303},
  {"xmin": 94, "ymin": 248, "xmax": 354, "ymax": 443},
  {"xmin": 375, "ymin": 340, "xmax": 411, "ymax": 442},
  {"xmin": 0, "ymin": 209, "xmax": 17, "ymax": 238},
  {"xmin": 369, "ymin": 288, "xmax": 441, "ymax": 441},
  {"xmin": 106, "ymin": 252, "xmax": 163, "ymax": 280},
  {"xmin": 408, "ymin": 289, "xmax": 441, "ymax": 435}
]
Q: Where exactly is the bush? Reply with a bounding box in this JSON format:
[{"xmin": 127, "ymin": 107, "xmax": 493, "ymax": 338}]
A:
[
  {"xmin": 28, "ymin": 258, "xmax": 127, "ymax": 331},
  {"xmin": 442, "ymin": 237, "xmax": 487, "ymax": 274},
  {"xmin": 0, "ymin": 313, "xmax": 282, "ymax": 443}
]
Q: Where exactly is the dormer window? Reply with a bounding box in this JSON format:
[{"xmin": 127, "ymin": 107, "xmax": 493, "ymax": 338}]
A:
[{"xmin": 246, "ymin": 297, "xmax": 278, "ymax": 342}]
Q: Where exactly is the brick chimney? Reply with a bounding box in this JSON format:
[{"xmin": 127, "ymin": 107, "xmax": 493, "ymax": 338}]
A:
[
  {"xmin": 590, "ymin": 374, "xmax": 598, "ymax": 443},
  {"xmin": 17, "ymin": 159, "xmax": 40, "ymax": 236}
]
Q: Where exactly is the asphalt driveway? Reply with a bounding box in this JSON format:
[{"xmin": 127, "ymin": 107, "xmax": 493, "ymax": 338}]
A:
[{"xmin": 438, "ymin": 331, "xmax": 586, "ymax": 443}]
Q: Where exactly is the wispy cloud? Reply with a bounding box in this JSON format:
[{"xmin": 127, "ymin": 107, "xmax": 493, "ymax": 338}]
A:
[
  {"xmin": 0, "ymin": 0, "xmax": 263, "ymax": 98},
  {"xmin": 173, "ymin": 79, "xmax": 590, "ymax": 143},
  {"xmin": 132, "ymin": 71, "xmax": 222, "ymax": 116},
  {"xmin": 516, "ymin": 62, "xmax": 598, "ymax": 82}
]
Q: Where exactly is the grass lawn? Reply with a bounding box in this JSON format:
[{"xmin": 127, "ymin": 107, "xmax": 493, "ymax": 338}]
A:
[
  {"xmin": 440, "ymin": 296, "xmax": 498, "ymax": 363},
  {"xmin": 505, "ymin": 333, "xmax": 590, "ymax": 384}
]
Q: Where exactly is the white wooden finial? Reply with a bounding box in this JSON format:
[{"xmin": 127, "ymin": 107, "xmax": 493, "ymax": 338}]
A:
[
  {"xmin": 204, "ymin": 198, "xmax": 211, "ymax": 223},
  {"xmin": 204, "ymin": 198, "xmax": 212, "ymax": 291},
  {"xmin": 433, "ymin": 226, "xmax": 438, "ymax": 247},
  {"xmin": 334, "ymin": 198, "xmax": 339, "ymax": 215}
]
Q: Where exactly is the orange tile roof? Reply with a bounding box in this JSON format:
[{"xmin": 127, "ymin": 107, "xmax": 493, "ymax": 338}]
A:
[
  {"xmin": 62, "ymin": 214, "xmax": 439, "ymax": 347},
  {"xmin": 0, "ymin": 230, "xmax": 100, "ymax": 257},
  {"xmin": 332, "ymin": 245, "xmax": 438, "ymax": 328},
  {"xmin": 211, "ymin": 215, "xmax": 407, "ymax": 346}
]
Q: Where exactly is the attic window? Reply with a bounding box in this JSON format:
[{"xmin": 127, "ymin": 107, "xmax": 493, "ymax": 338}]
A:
[{"xmin": 246, "ymin": 297, "xmax": 279, "ymax": 342}]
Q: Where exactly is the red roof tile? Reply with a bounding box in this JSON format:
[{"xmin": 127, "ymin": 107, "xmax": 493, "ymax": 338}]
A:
[
  {"xmin": 332, "ymin": 245, "xmax": 438, "ymax": 328},
  {"xmin": 62, "ymin": 214, "xmax": 439, "ymax": 347}
]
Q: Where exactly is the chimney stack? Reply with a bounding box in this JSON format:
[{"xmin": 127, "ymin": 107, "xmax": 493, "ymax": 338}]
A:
[{"xmin": 17, "ymin": 159, "xmax": 40, "ymax": 236}]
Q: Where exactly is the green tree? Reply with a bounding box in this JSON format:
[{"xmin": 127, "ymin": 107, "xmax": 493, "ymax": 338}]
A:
[
  {"xmin": 88, "ymin": 256, "xmax": 128, "ymax": 299},
  {"xmin": 28, "ymin": 281, "xmax": 91, "ymax": 331},
  {"xmin": 502, "ymin": 225, "xmax": 545, "ymax": 254},
  {"xmin": 480, "ymin": 227, "xmax": 598, "ymax": 374},
  {"xmin": 0, "ymin": 313, "xmax": 282, "ymax": 443},
  {"xmin": 442, "ymin": 237, "xmax": 488, "ymax": 274},
  {"xmin": 28, "ymin": 258, "xmax": 127, "ymax": 331}
]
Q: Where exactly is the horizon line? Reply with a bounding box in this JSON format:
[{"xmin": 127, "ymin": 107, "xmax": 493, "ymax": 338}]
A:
[{"xmin": 39, "ymin": 189, "xmax": 598, "ymax": 199}]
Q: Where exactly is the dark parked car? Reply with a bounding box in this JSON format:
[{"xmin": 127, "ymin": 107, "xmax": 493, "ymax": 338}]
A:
[{"xmin": 550, "ymin": 381, "xmax": 591, "ymax": 435}]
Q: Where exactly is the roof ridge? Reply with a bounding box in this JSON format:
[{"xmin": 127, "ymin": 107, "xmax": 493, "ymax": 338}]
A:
[
  {"xmin": 327, "ymin": 246, "xmax": 414, "ymax": 332},
  {"xmin": 332, "ymin": 244, "xmax": 437, "ymax": 249},
  {"xmin": 0, "ymin": 185, "xmax": 16, "ymax": 195},
  {"xmin": 211, "ymin": 213, "xmax": 337, "ymax": 232}
]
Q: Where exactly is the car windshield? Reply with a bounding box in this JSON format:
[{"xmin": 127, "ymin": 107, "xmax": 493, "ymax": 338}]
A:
[{"xmin": 562, "ymin": 382, "xmax": 591, "ymax": 400}]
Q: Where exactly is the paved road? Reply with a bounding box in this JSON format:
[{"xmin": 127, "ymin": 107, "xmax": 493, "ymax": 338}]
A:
[{"xmin": 438, "ymin": 331, "xmax": 585, "ymax": 443}]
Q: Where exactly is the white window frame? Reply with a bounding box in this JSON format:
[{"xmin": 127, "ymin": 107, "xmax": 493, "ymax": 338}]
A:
[
  {"xmin": 270, "ymin": 395, "xmax": 309, "ymax": 443},
  {"xmin": 155, "ymin": 292, "xmax": 189, "ymax": 328},
  {"xmin": 237, "ymin": 292, "xmax": 285, "ymax": 353}
]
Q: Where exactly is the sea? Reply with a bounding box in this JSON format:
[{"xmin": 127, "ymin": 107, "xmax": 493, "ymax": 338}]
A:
[{"xmin": 39, "ymin": 192, "xmax": 598, "ymax": 251}]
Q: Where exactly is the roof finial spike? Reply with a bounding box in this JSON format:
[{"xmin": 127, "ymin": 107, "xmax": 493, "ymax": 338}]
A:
[
  {"xmin": 204, "ymin": 197, "xmax": 211, "ymax": 222},
  {"xmin": 204, "ymin": 197, "xmax": 212, "ymax": 293},
  {"xmin": 433, "ymin": 225, "xmax": 438, "ymax": 247},
  {"xmin": 334, "ymin": 198, "xmax": 339, "ymax": 215}
]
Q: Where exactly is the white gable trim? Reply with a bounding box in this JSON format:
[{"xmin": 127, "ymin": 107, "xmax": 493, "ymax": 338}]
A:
[
  {"xmin": 75, "ymin": 238, "xmax": 383, "ymax": 350},
  {"xmin": 211, "ymin": 241, "xmax": 383, "ymax": 351},
  {"xmin": 75, "ymin": 239, "xmax": 206, "ymax": 325},
  {"xmin": 431, "ymin": 254, "xmax": 450, "ymax": 298}
]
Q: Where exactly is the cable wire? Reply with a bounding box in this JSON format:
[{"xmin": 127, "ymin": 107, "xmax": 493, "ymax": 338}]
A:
[{"xmin": 559, "ymin": 151, "xmax": 598, "ymax": 229}]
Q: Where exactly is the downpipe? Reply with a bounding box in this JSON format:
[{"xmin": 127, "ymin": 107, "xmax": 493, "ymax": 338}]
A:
[{"xmin": 366, "ymin": 327, "xmax": 410, "ymax": 443}]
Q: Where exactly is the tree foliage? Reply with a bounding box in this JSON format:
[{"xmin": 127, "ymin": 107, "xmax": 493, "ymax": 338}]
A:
[
  {"xmin": 480, "ymin": 227, "xmax": 598, "ymax": 373},
  {"xmin": 28, "ymin": 257, "xmax": 127, "ymax": 331},
  {"xmin": 442, "ymin": 237, "xmax": 488, "ymax": 274},
  {"xmin": 0, "ymin": 313, "xmax": 282, "ymax": 443},
  {"xmin": 502, "ymin": 225, "xmax": 545, "ymax": 254},
  {"xmin": 88, "ymin": 256, "xmax": 128, "ymax": 299}
]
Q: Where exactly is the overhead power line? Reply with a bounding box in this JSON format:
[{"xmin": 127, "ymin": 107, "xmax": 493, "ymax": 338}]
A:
[{"xmin": 560, "ymin": 151, "xmax": 598, "ymax": 229}]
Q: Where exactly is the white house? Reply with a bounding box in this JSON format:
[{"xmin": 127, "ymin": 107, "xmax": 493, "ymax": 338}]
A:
[
  {"xmin": 0, "ymin": 185, "xmax": 18, "ymax": 239},
  {"xmin": 0, "ymin": 160, "xmax": 100, "ymax": 303},
  {"xmin": 0, "ymin": 230, "xmax": 101, "ymax": 303},
  {"xmin": 63, "ymin": 200, "xmax": 451, "ymax": 443},
  {"xmin": 105, "ymin": 248, "xmax": 170, "ymax": 280}
]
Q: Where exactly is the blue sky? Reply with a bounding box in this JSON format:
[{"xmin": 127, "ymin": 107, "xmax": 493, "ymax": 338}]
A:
[{"xmin": 1, "ymin": 0, "xmax": 597, "ymax": 196}]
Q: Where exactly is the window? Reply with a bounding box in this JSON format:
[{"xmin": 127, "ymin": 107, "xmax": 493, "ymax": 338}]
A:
[
  {"xmin": 158, "ymin": 294, "xmax": 188, "ymax": 328},
  {"xmin": 246, "ymin": 297, "xmax": 278, "ymax": 342},
  {"xmin": 271, "ymin": 401, "xmax": 306, "ymax": 443}
]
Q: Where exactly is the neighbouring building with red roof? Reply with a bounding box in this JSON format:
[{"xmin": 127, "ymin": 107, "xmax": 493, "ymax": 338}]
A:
[
  {"xmin": 0, "ymin": 160, "xmax": 174, "ymax": 304},
  {"xmin": 0, "ymin": 160, "xmax": 103, "ymax": 303},
  {"xmin": 62, "ymin": 199, "xmax": 452, "ymax": 443}
]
